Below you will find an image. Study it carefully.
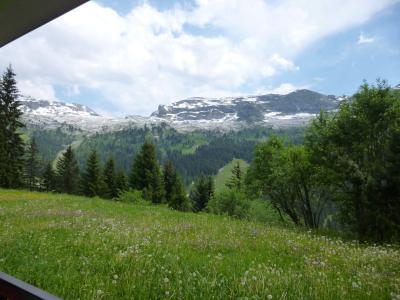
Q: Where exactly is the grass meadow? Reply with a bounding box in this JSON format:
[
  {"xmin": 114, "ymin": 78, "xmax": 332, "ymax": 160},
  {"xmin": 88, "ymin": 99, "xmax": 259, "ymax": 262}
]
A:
[{"xmin": 0, "ymin": 189, "xmax": 399, "ymax": 299}]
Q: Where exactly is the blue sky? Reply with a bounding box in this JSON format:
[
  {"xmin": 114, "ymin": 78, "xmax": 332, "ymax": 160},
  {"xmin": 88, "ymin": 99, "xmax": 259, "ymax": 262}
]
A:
[{"xmin": 0, "ymin": 0, "xmax": 399, "ymax": 115}]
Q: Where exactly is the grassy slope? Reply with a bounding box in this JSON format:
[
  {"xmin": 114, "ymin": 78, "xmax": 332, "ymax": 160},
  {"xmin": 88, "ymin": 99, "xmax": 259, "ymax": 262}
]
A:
[
  {"xmin": 0, "ymin": 190, "xmax": 399, "ymax": 300},
  {"xmin": 214, "ymin": 158, "xmax": 249, "ymax": 193}
]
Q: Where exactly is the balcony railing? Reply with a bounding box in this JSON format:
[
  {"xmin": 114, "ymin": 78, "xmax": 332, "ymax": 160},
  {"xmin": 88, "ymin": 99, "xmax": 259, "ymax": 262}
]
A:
[{"xmin": 0, "ymin": 272, "xmax": 61, "ymax": 300}]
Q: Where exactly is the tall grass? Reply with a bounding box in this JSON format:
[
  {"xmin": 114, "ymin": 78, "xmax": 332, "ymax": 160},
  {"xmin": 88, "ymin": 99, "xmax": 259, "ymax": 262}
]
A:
[{"xmin": 0, "ymin": 189, "xmax": 399, "ymax": 299}]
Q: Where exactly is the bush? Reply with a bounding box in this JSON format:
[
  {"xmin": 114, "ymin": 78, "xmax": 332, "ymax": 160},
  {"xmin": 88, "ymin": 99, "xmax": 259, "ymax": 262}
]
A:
[
  {"xmin": 117, "ymin": 189, "xmax": 145, "ymax": 204},
  {"xmin": 247, "ymin": 199, "xmax": 286, "ymax": 225},
  {"xmin": 207, "ymin": 190, "xmax": 250, "ymax": 219}
]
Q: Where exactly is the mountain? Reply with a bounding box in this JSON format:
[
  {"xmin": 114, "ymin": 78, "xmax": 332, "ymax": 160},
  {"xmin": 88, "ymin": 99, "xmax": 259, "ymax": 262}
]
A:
[
  {"xmin": 20, "ymin": 96, "xmax": 163, "ymax": 132},
  {"xmin": 152, "ymin": 89, "xmax": 343, "ymax": 130},
  {"xmin": 20, "ymin": 89, "xmax": 344, "ymax": 133}
]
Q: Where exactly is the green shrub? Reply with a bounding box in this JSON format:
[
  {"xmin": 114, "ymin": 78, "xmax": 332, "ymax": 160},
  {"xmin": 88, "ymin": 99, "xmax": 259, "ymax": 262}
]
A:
[
  {"xmin": 117, "ymin": 189, "xmax": 145, "ymax": 204},
  {"xmin": 207, "ymin": 190, "xmax": 250, "ymax": 219}
]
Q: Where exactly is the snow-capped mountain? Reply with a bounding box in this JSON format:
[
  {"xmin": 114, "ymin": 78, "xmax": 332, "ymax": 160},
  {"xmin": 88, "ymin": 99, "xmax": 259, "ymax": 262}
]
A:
[
  {"xmin": 152, "ymin": 89, "xmax": 343, "ymax": 130},
  {"xmin": 20, "ymin": 90, "xmax": 344, "ymax": 133},
  {"xmin": 20, "ymin": 96, "xmax": 164, "ymax": 132}
]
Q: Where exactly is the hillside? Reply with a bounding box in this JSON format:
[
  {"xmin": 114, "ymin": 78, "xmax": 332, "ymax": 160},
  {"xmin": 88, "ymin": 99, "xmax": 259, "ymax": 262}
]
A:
[
  {"xmin": 25, "ymin": 125, "xmax": 305, "ymax": 183},
  {"xmin": 0, "ymin": 190, "xmax": 399, "ymax": 299},
  {"xmin": 214, "ymin": 158, "xmax": 249, "ymax": 193}
]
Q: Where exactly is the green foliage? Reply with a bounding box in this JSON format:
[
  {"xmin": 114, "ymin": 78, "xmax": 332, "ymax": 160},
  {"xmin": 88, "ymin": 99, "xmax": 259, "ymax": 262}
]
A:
[
  {"xmin": 207, "ymin": 189, "xmax": 250, "ymax": 219},
  {"xmin": 163, "ymin": 161, "xmax": 190, "ymax": 211},
  {"xmin": 24, "ymin": 137, "xmax": 40, "ymax": 190},
  {"xmin": 305, "ymin": 80, "xmax": 400, "ymax": 241},
  {"xmin": 41, "ymin": 162, "xmax": 56, "ymax": 192},
  {"xmin": 0, "ymin": 66, "xmax": 25, "ymax": 188},
  {"xmin": 55, "ymin": 146, "xmax": 80, "ymax": 194},
  {"xmin": 116, "ymin": 170, "xmax": 128, "ymax": 194},
  {"xmin": 103, "ymin": 156, "xmax": 118, "ymax": 199},
  {"xmin": 25, "ymin": 127, "xmax": 77, "ymax": 165},
  {"xmin": 225, "ymin": 161, "xmax": 243, "ymax": 191},
  {"xmin": 190, "ymin": 175, "xmax": 214, "ymax": 212},
  {"xmin": 82, "ymin": 150, "xmax": 102, "ymax": 197},
  {"xmin": 75, "ymin": 125, "xmax": 304, "ymax": 184},
  {"xmin": 214, "ymin": 159, "xmax": 248, "ymax": 194},
  {"xmin": 130, "ymin": 141, "xmax": 165, "ymax": 203},
  {"xmin": 248, "ymin": 136, "xmax": 331, "ymax": 228},
  {"xmin": 117, "ymin": 189, "xmax": 145, "ymax": 204}
]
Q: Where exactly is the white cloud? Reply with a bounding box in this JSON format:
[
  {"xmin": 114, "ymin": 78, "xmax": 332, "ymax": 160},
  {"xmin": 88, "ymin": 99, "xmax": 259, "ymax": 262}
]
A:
[
  {"xmin": 0, "ymin": 0, "xmax": 397, "ymax": 115},
  {"xmin": 255, "ymin": 83, "xmax": 309, "ymax": 95},
  {"xmin": 358, "ymin": 33, "xmax": 375, "ymax": 44},
  {"xmin": 18, "ymin": 80, "xmax": 58, "ymax": 102}
]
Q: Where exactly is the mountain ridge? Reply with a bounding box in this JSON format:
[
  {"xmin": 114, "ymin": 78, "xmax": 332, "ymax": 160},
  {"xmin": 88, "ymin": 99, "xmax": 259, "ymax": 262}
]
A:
[{"xmin": 20, "ymin": 89, "xmax": 345, "ymax": 133}]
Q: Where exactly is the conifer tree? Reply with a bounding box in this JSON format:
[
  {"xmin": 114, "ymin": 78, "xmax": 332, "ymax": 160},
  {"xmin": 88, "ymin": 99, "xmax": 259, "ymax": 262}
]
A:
[
  {"xmin": 0, "ymin": 66, "xmax": 25, "ymax": 188},
  {"xmin": 56, "ymin": 146, "xmax": 79, "ymax": 194},
  {"xmin": 163, "ymin": 160, "xmax": 190, "ymax": 211},
  {"xmin": 116, "ymin": 170, "xmax": 128, "ymax": 193},
  {"xmin": 226, "ymin": 161, "xmax": 242, "ymax": 191},
  {"xmin": 42, "ymin": 162, "xmax": 55, "ymax": 192},
  {"xmin": 190, "ymin": 175, "xmax": 214, "ymax": 212},
  {"xmin": 163, "ymin": 160, "xmax": 176, "ymax": 203},
  {"xmin": 82, "ymin": 149, "xmax": 102, "ymax": 197},
  {"xmin": 130, "ymin": 141, "xmax": 164, "ymax": 203},
  {"xmin": 25, "ymin": 137, "xmax": 40, "ymax": 190},
  {"xmin": 103, "ymin": 156, "xmax": 118, "ymax": 199}
]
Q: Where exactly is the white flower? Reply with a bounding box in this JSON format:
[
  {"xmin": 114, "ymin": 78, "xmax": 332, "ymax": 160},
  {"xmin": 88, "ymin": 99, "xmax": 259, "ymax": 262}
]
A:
[
  {"xmin": 164, "ymin": 277, "xmax": 169, "ymax": 283},
  {"xmin": 113, "ymin": 274, "xmax": 118, "ymax": 280},
  {"xmin": 267, "ymin": 295, "xmax": 273, "ymax": 299}
]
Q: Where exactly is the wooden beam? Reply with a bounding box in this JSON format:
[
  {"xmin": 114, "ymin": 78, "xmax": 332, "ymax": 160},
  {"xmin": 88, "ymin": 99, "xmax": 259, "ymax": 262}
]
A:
[{"xmin": 0, "ymin": 0, "xmax": 89, "ymax": 47}]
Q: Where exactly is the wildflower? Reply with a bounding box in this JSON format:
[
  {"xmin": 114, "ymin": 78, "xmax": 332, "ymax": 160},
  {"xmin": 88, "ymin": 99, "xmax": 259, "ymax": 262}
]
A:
[
  {"xmin": 164, "ymin": 277, "xmax": 169, "ymax": 283},
  {"xmin": 113, "ymin": 274, "xmax": 118, "ymax": 280},
  {"xmin": 267, "ymin": 295, "xmax": 273, "ymax": 300},
  {"xmin": 165, "ymin": 291, "xmax": 170, "ymax": 296},
  {"xmin": 252, "ymin": 276, "xmax": 257, "ymax": 281}
]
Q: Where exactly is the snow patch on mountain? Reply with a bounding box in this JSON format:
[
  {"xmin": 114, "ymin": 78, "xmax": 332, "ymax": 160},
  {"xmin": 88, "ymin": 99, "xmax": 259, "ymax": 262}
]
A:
[{"xmin": 20, "ymin": 89, "xmax": 344, "ymax": 133}]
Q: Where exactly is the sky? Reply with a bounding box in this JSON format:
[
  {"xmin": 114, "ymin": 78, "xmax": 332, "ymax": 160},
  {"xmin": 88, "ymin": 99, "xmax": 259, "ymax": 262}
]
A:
[{"xmin": 0, "ymin": 0, "xmax": 399, "ymax": 116}]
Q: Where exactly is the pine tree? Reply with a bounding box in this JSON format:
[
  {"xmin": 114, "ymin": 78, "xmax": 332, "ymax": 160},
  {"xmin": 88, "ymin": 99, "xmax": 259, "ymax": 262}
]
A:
[
  {"xmin": 226, "ymin": 161, "xmax": 242, "ymax": 191},
  {"xmin": 103, "ymin": 156, "xmax": 118, "ymax": 199},
  {"xmin": 42, "ymin": 162, "xmax": 55, "ymax": 192},
  {"xmin": 56, "ymin": 146, "xmax": 79, "ymax": 194},
  {"xmin": 163, "ymin": 160, "xmax": 176, "ymax": 203},
  {"xmin": 0, "ymin": 66, "xmax": 25, "ymax": 188},
  {"xmin": 82, "ymin": 149, "xmax": 102, "ymax": 197},
  {"xmin": 163, "ymin": 160, "xmax": 190, "ymax": 211},
  {"xmin": 190, "ymin": 175, "xmax": 214, "ymax": 212},
  {"xmin": 130, "ymin": 141, "xmax": 164, "ymax": 203},
  {"xmin": 25, "ymin": 137, "xmax": 40, "ymax": 190},
  {"xmin": 116, "ymin": 170, "xmax": 128, "ymax": 193}
]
